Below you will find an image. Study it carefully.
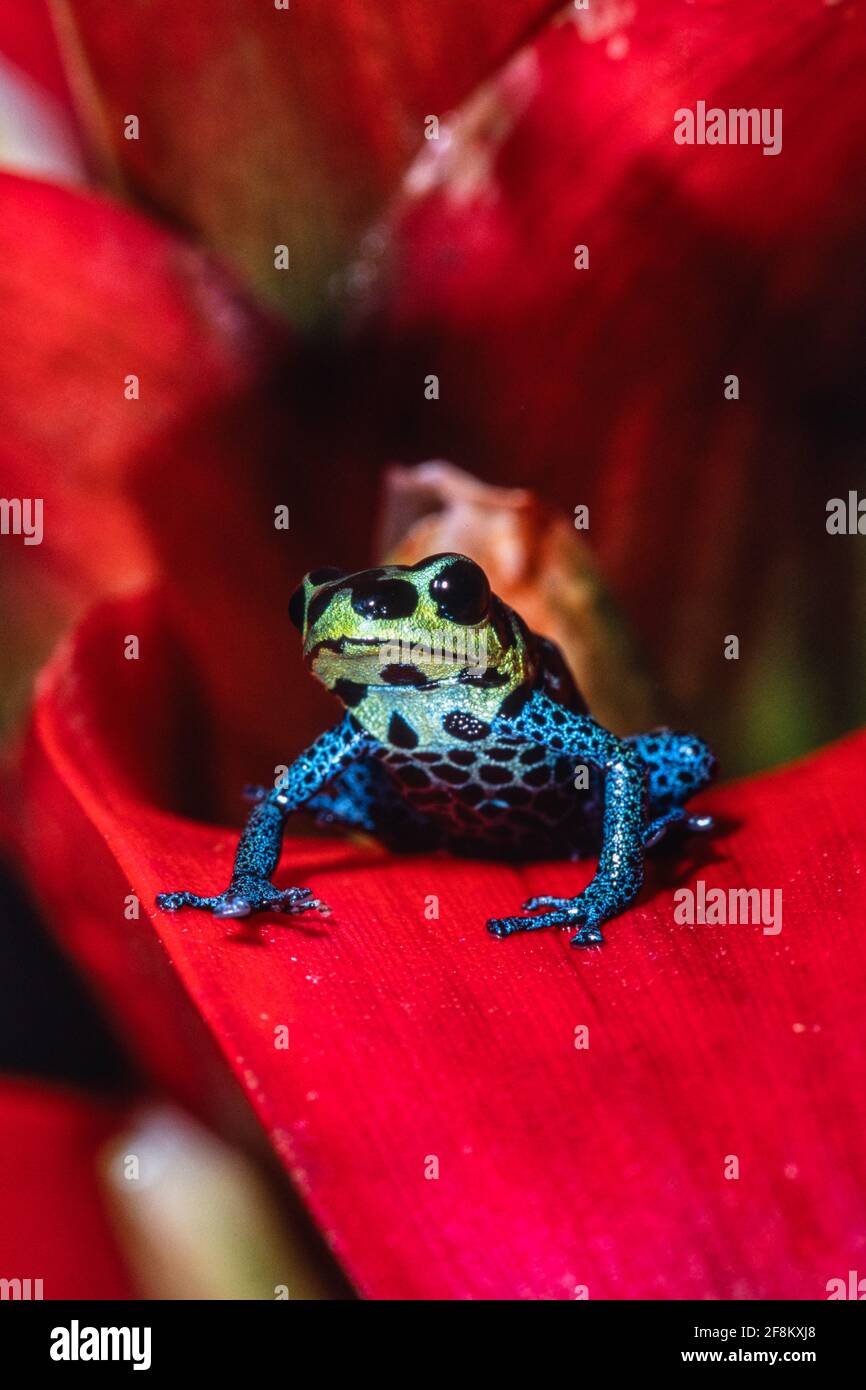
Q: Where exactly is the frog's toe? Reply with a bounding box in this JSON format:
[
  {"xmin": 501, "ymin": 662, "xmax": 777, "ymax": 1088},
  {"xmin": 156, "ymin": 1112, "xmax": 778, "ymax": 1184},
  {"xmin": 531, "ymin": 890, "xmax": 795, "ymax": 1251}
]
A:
[
  {"xmin": 212, "ymin": 893, "xmax": 254, "ymax": 919},
  {"xmin": 488, "ymin": 909, "xmax": 572, "ymax": 937},
  {"xmin": 157, "ymin": 881, "xmax": 329, "ymax": 920},
  {"xmin": 570, "ymin": 924, "xmax": 605, "ymax": 947},
  {"xmin": 276, "ymin": 886, "xmax": 331, "ymax": 916},
  {"xmin": 487, "ymin": 916, "xmax": 519, "ymax": 938},
  {"xmin": 218, "ymin": 884, "xmax": 330, "ymax": 918}
]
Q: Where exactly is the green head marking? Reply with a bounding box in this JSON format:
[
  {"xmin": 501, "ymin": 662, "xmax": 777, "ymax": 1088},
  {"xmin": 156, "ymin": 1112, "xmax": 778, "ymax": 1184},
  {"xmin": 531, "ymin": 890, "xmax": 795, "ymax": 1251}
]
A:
[{"xmin": 288, "ymin": 554, "xmax": 535, "ymax": 745}]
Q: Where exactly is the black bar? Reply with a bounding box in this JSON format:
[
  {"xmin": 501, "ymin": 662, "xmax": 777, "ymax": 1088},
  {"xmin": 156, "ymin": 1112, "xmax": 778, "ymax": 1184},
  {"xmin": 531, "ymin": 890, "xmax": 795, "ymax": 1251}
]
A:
[{"xmin": 0, "ymin": 1298, "xmax": 861, "ymax": 1373}]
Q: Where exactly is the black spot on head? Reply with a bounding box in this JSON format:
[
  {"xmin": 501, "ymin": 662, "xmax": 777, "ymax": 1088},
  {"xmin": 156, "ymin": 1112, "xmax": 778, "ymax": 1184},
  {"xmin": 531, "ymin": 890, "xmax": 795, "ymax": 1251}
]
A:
[
  {"xmin": 485, "ymin": 746, "xmax": 515, "ymax": 762},
  {"xmin": 443, "ymin": 709, "xmax": 491, "ymax": 742},
  {"xmin": 380, "ymin": 664, "xmax": 429, "ymax": 687},
  {"xmin": 458, "ymin": 668, "xmax": 508, "ymax": 688},
  {"xmin": 351, "ymin": 576, "xmax": 417, "ymax": 621},
  {"xmin": 388, "ymin": 711, "xmax": 418, "ymax": 749},
  {"xmin": 523, "ymin": 764, "xmax": 550, "ymax": 787},
  {"xmin": 429, "ymin": 558, "xmax": 490, "ymax": 625},
  {"xmin": 333, "ymin": 678, "xmax": 368, "ymax": 708},
  {"xmin": 457, "ymin": 784, "xmax": 484, "ymax": 805}
]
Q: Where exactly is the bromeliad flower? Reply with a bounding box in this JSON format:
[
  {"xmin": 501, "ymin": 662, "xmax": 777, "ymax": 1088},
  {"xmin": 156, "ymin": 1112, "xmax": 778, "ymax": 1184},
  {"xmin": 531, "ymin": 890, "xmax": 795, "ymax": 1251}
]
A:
[
  {"xmin": 2, "ymin": 0, "xmax": 866, "ymax": 1299},
  {"xmin": 18, "ymin": 589, "xmax": 866, "ymax": 1297}
]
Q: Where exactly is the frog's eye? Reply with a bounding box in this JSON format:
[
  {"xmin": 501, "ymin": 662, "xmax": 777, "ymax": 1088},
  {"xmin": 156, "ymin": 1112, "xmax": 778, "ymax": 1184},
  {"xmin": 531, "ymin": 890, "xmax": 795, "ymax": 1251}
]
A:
[
  {"xmin": 429, "ymin": 558, "xmax": 490, "ymax": 625},
  {"xmin": 350, "ymin": 576, "xmax": 418, "ymax": 621},
  {"xmin": 288, "ymin": 583, "xmax": 307, "ymax": 631}
]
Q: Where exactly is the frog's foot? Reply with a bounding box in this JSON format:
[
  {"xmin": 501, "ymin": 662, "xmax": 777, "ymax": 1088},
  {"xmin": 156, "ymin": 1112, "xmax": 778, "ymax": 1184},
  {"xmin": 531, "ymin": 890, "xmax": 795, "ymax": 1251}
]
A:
[
  {"xmin": 157, "ymin": 877, "xmax": 329, "ymax": 920},
  {"xmin": 487, "ymin": 887, "xmax": 610, "ymax": 947},
  {"xmin": 644, "ymin": 809, "xmax": 715, "ymax": 849}
]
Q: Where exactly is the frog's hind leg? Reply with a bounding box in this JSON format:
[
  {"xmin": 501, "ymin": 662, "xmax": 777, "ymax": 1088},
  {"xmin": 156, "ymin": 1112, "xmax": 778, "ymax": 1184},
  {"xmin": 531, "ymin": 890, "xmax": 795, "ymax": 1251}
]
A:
[{"xmin": 627, "ymin": 728, "xmax": 717, "ymax": 848}]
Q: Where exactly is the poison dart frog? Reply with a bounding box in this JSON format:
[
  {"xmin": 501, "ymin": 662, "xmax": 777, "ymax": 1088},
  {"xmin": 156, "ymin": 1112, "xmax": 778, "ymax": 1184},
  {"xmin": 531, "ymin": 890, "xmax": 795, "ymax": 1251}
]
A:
[{"xmin": 157, "ymin": 554, "xmax": 717, "ymax": 946}]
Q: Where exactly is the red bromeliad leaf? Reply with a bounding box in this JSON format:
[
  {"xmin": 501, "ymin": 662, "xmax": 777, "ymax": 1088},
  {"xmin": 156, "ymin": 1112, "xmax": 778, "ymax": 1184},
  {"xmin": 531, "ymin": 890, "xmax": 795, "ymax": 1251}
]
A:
[
  {"xmin": 0, "ymin": 1079, "xmax": 138, "ymax": 1298},
  {"xmin": 0, "ymin": 3, "xmax": 85, "ymax": 185},
  {"xmin": 351, "ymin": 0, "xmax": 866, "ymax": 774},
  {"xmin": 0, "ymin": 172, "xmax": 284, "ymax": 599},
  {"xmin": 57, "ymin": 0, "xmax": 563, "ymax": 321},
  {"xmin": 0, "ymin": 172, "xmax": 388, "ymax": 795},
  {"xmin": 0, "ymin": 171, "xmax": 383, "ymax": 785},
  {"xmin": 18, "ymin": 588, "xmax": 866, "ymax": 1298},
  {"xmin": 0, "ymin": 0, "xmax": 74, "ymax": 111},
  {"xmin": 0, "ymin": 171, "xmax": 289, "ymax": 741}
]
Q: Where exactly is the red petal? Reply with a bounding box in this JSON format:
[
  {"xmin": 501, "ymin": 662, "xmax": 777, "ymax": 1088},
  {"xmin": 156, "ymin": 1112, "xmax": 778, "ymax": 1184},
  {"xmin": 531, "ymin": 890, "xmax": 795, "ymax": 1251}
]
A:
[
  {"xmin": 0, "ymin": 172, "xmax": 282, "ymax": 599},
  {"xmin": 59, "ymin": 0, "xmax": 562, "ymax": 317},
  {"xmin": 0, "ymin": 171, "xmax": 327, "ymax": 769},
  {"xmin": 0, "ymin": 1, "xmax": 73, "ymax": 109},
  {"xmin": 355, "ymin": 0, "xmax": 866, "ymax": 770},
  {"xmin": 0, "ymin": 1080, "xmax": 137, "ymax": 1298},
  {"xmin": 18, "ymin": 590, "xmax": 866, "ymax": 1297}
]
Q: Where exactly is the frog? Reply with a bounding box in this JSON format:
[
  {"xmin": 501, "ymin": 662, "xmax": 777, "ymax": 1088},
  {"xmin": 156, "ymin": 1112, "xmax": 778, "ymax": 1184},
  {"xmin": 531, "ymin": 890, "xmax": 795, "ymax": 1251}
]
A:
[{"xmin": 157, "ymin": 553, "xmax": 717, "ymax": 946}]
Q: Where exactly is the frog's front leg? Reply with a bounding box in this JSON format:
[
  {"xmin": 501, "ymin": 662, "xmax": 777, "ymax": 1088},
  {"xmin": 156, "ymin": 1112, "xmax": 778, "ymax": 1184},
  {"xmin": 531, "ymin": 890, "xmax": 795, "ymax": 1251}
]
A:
[
  {"xmin": 486, "ymin": 692, "xmax": 647, "ymax": 946},
  {"xmin": 157, "ymin": 716, "xmax": 373, "ymax": 920}
]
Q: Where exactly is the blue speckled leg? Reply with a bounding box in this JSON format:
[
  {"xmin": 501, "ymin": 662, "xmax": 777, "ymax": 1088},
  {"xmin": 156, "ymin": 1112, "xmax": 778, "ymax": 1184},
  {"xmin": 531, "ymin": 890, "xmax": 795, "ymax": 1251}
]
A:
[
  {"xmin": 627, "ymin": 728, "xmax": 717, "ymax": 827},
  {"xmin": 157, "ymin": 715, "xmax": 374, "ymax": 919},
  {"xmin": 486, "ymin": 692, "xmax": 648, "ymax": 946}
]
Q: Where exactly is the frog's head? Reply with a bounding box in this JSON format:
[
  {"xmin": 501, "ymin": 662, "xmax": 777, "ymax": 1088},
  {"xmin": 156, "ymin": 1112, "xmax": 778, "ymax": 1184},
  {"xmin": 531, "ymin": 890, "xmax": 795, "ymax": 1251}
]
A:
[{"xmin": 289, "ymin": 554, "xmax": 533, "ymax": 726}]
